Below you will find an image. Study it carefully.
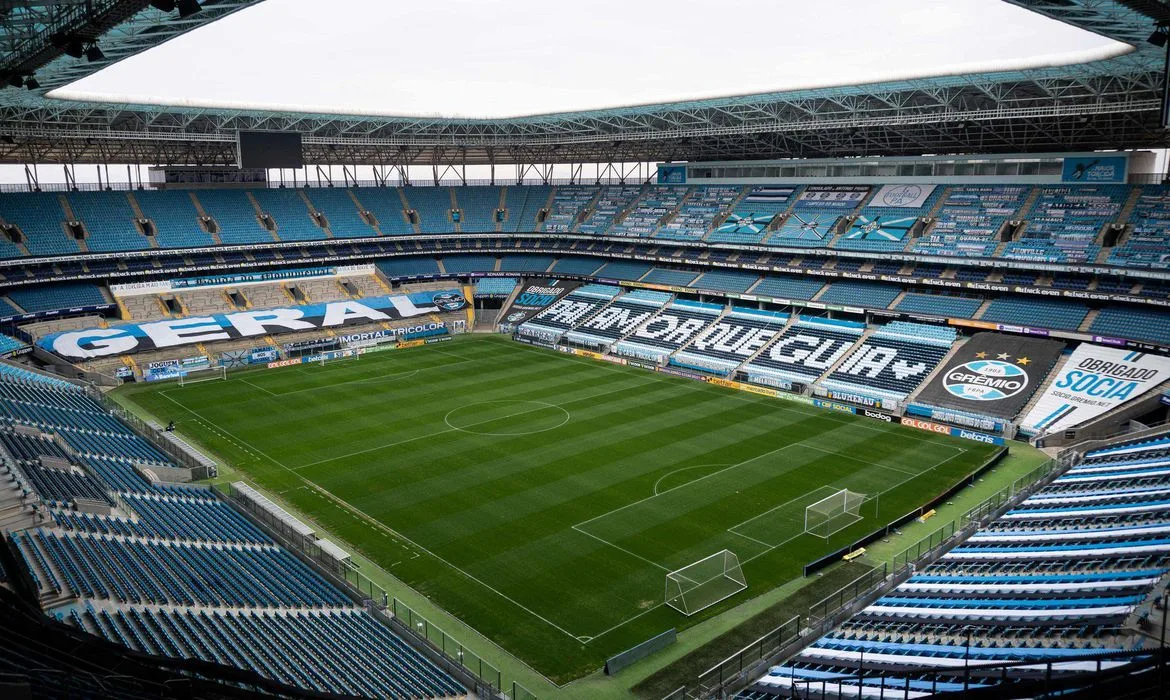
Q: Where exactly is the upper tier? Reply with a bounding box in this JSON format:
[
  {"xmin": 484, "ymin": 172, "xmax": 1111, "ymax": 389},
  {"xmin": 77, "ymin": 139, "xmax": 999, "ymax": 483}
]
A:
[{"xmin": 0, "ymin": 183, "xmax": 1161, "ymax": 271}]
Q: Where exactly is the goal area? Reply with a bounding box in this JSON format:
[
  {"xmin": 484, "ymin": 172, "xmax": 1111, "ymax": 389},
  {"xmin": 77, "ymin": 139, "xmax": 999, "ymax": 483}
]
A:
[
  {"xmin": 665, "ymin": 550, "xmax": 747, "ymax": 616},
  {"xmin": 804, "ymin": 489, "xmax": 867, "ymax": 539},
  {"xmin": 177, "ymin": 365, "xmax": 227, "ymax": 386}
]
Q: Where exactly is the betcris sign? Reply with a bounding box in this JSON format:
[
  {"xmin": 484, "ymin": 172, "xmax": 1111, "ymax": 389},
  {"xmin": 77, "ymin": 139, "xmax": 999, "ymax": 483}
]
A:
[
  {"xmin": 38, "ymin": 289, "xmax": 467, "ymax": 361},
  {"xmin": 1061, "ymin": 156, "xmax": 1126, "ymax": 183}
]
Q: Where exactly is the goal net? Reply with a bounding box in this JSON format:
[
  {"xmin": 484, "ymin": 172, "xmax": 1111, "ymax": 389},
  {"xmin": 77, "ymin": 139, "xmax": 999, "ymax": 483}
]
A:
[
  {"xmin": 178, "ymin": 365, "xmax": 227, "ymax": 386},
  {"xmin": 665, "ymin": 550, "xmax": 747, "ymax": 616},
  {"xmin": 804, "ymin": 489, "xmax": 867, "ymax": 539},
  {"xmin": 318, "ymin": 349, "xmax": 361, "ymax": 366}
]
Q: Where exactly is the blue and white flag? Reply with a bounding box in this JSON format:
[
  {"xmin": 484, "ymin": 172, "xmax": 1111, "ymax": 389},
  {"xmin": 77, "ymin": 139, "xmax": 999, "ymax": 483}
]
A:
[
  {"xmin": 847, "ymin": 214, "xmax": 917, "ymax": 241},
  {"xmin": 717, "ymin": 212, "xmax": 776, "ymax": 234}
]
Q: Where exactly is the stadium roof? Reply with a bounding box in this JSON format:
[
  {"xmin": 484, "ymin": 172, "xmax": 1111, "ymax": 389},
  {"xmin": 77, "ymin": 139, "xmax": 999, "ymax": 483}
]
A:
[{"xmin": 0, "ymin": 0, "xmax": 1166, "ymax": 166}]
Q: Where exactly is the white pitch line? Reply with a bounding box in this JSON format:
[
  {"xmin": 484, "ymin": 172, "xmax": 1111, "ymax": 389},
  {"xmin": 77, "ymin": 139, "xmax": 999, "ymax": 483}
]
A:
[
  {"xmin": 291, "ymin": 374, "xmax": 659, "ymax": 471},
  {"xmin": 501, "ymin": 339, "xmax": 969, "ymax": 448},
  {"xmin": 238, "ymin": 378, "xmax": 278, "ymax": 397},
  {"xmin": 571, "ymin": 524, "xmax": 670, "ymax": 572},
  {"xmin": 160, "ymin": 387, "xmax": 588, "ymax": 642}
]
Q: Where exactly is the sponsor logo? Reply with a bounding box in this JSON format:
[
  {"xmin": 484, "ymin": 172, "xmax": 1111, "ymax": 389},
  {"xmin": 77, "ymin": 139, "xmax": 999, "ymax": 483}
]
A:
[
  {"xmin": 431, "ymin": 292, "xmax": 467, "ymax": 312},
  {"xmin": 902, "ymin": 417, "xmax": 951, "ymax": 434},
  {"xmin": 956, "ymin": 429, "xmax": 999, "ymax": 444},
  {"xmin": 812, "ymin": 399, "xmax": 856, "ymax": 414},
  {"xmin": 943, "ymin": 360, "xmax": 1028, "ymax": 401},
  {"xmin": 880, "ymin": 184, "xmax": 923, "ymax": 207},
  {"xmin": 862, "ymin": 409, "xmax": 893, "ymax": 423},
  {"xmin": 267, "ymin": 358, "xmax": 304, "ymax": 369}
]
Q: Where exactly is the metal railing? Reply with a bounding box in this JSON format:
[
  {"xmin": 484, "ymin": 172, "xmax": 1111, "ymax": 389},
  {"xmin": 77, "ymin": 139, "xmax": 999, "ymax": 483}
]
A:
[
  {"xmin": 961, "ymin": 458, "xmax": 1058, "ymax": 529},
  {"xmin": 892, "ymin": 519, "xmax": 957, "ymax": 571},
  {"xmin": 390, "ymin": 598, "xmax": 506, "ymax": 695},
  {"xmin": 213, "ymin": 482, "xmax": 517, "ymax": 699}
]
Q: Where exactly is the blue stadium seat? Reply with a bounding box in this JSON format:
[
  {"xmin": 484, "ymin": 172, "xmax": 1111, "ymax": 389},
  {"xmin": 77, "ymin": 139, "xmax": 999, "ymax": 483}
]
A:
[{"xmin": 981, "ymin": 296, "xmax": 1089, "ymax": 331}]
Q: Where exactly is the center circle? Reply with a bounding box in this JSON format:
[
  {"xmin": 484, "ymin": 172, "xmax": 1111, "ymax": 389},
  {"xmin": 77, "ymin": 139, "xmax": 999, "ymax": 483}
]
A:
[{"xmin": 443, "ymin": 400, "xmax": 570, "ymax": 436}]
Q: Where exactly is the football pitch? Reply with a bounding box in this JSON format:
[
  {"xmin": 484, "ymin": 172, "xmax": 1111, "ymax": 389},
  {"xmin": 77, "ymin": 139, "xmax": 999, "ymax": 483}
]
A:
[{"xmin": 117, "ymin": 335, "xmax": 1000, "ymax": 683}]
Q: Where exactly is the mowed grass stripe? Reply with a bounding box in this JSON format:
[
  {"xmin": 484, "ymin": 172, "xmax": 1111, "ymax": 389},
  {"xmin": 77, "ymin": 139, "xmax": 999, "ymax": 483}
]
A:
[{"xmin": 121, "ymin": 335, "xmax": 999, "ymax": 682}]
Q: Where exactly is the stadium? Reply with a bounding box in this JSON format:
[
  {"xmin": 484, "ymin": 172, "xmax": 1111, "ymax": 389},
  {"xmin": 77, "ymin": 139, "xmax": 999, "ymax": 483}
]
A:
[{"xmin": 5, "ymin": 0, "xmax": 1170, "ymax": 698}]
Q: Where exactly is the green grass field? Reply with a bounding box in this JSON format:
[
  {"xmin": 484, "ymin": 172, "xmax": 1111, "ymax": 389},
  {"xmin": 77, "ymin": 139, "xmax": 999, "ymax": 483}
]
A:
[{"xmin": 116, "ymin": 334, "xmax": 999, "ymax": 683}]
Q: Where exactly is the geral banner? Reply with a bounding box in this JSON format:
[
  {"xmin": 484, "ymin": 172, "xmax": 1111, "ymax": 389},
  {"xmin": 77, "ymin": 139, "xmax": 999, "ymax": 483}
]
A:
[
  {"xmin": 915, "ymin": 332, "xmax": 1065, "ymax": 420},
  {"xmin": 869, "ymin": 184, "xmax": 937, "ymax": 209},
  {"xmin": 1021, "ymin": 345, "xmax": 1170, "ymax": 434},
  {"xmin": 499, "ymin": 279, "xmax": 581, "ymax": 328},
  {"xmin": 38, "ymin": 289, "xmax": 467, "ymax": 361}
]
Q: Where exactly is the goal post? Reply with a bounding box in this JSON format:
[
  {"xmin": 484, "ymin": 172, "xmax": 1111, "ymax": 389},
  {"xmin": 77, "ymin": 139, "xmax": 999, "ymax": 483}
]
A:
[
  {"xmin": 665, "ymin": 550, "xmax": 747, "ymax": 616},
  {"xmin": 319, "ymin": 349, "xmax": 361, "ymax": 366},
  {"xmin": 177, "ymin": 365, "xmax": 227, "ymax": 386},
  {"xmin": 804, "ymin": 489, "xmax": 867, "ymax": 539}
]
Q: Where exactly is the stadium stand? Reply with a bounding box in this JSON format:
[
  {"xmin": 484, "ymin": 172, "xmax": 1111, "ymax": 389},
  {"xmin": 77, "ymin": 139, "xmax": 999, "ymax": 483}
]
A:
[
  {"xmin": 912, "ymin": 185, "xmax": 1028, "ymax": 258},
  {"xmin": 1089, "ymin": 307, "xmax": 1170, "ymax": 345},
  {"xmin": 499, "ymin": 254, "xmax": 553, "ymax": 272},
  {"xmin": 1003, "ymin": 185, "xmax": 1124, "ymax": 264},
  {"xmin": 0, "ymin": 363, "xmax": 465, "ymax": 700},
  {"xmin": 817, "ymin": 281, "xmax": 902, "ymax": 309},
  {"xmin": 250, "ymin": 189, "xmax": 327, "ymax": 242},
  {"xmin": 518, "ymin": 284, "xmax": 620, "ymax": 343},
  {"xmin": 194, "ymin": 190, "xmax": 272, "ymax": 245},
  {"xmin": 743, "ymin": 317, "xmax": 865, "ymax": 388},
  {"xmin": 502, "ymin": 185, "xmax": 551, "ymax": 232},
  {"xmin": 707, "ymin": 186, "xmax": 795, "ymax": 245},
  {"xmin": 542, "ymin": 186, "xmax": 597, "ymax": 233},
  {"xmin": 614, "ymin": 299, "xmax": 724, "ymax": 363},
  {"xmin": 441, "ymin": 254, "xmax": 497, "ymax": 274},
  {"xmin": 690, "ymin": 269, "xmax": 759, "ymax": 293},
  {"xmin": 740, "ymin": 436, "xmax": 1170, "ymax": 698},
  {"xmin": 836, "ymin": 186, "xmax": 944, "ymax": 252},
  {"xmin": 672, "ymin": 307, "xmax": 789, "ymax": 375},
  {"xmin": 7, "ymin": 283, "xmax": 107, "ymax": 312},
  {"xmin": 818, "ymin": 321, "xmax": 957, "ymax": 404},
  {"xmin": 1109, "ymin": 186, "xmax": 1170, "ymax": 270},
  {"xmin": 894, "ymin": 292, "xmax": 984, "ymax": 319},
  {"xmin": 474, "ymin": 277, "xmax": 518, "ymax": 297},
  {"xmin": 376, "ymin": 257, "xmax": 441, "ymax": 279},
  {"xmin": 981, "ymin": 296, "xmax": 1090, "ymax": 331},
  {"xmin": 658, "ymin": 186, "xmax": 741, "ymax": 241},
  {"xmin": 303, "ymin": 187, "xmax": 374, "ymax": 238},
  {"xmin": 0, "ymin": 192, "xmax": 79, "ymax": 256},
  {"xmin": 641, "ymin": 268, "xmax": 700, "ymax": 286},
  {"xmin": 610, "ymin": 185, "xmax": 681, "ymax": 238},
  {"xmin": 750, "ymin": 275, "xmax": 826, "ymax": 301},
  {"xmin": 65, "ymin": 192, "xmax": 151, "ymax": 253},
  {"xmin": 351, "ymin": 187, "xmax": 415, "ymax": 235},
  {"xmin": 453, "ymin": 186, "xmax": 502, "ymax": 232},
  {"xmin": 548, "ymin": 256, "xmax": 605, "ymax": 275},
  {"xmin": 132, "ymin": 190, "xmax": 216, "ymax": 248},
  {"xmin": 578, "ymin": 186, "xmax": 642, "ymax": 235},
  {"xmin": 594, "ymin": 260, "xmax": 652, "ymax": 281},
  {"xmin": 564, "ymin": 289, "xmax": 671, "ymax": 349},
  {"xmin": 403, "ymin": 187, "xmax": 453, "ymax": 234}
]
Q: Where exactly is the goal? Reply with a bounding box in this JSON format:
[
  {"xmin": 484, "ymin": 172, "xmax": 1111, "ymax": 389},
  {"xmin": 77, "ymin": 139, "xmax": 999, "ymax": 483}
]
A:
[
  {"xmin": 665, "ymin": 550, "xmax": 747, "ymax": 616},
  {"xmin": 318, "ymin": 349, "xmax": 361, "ymax": 366},
  {"xmin": 178, "ymin": 365, "xmax": 227, "ymax": 386},
  {"xmin": 804, "ymin": 489, "xmax": 867, "ymax": 539}
]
